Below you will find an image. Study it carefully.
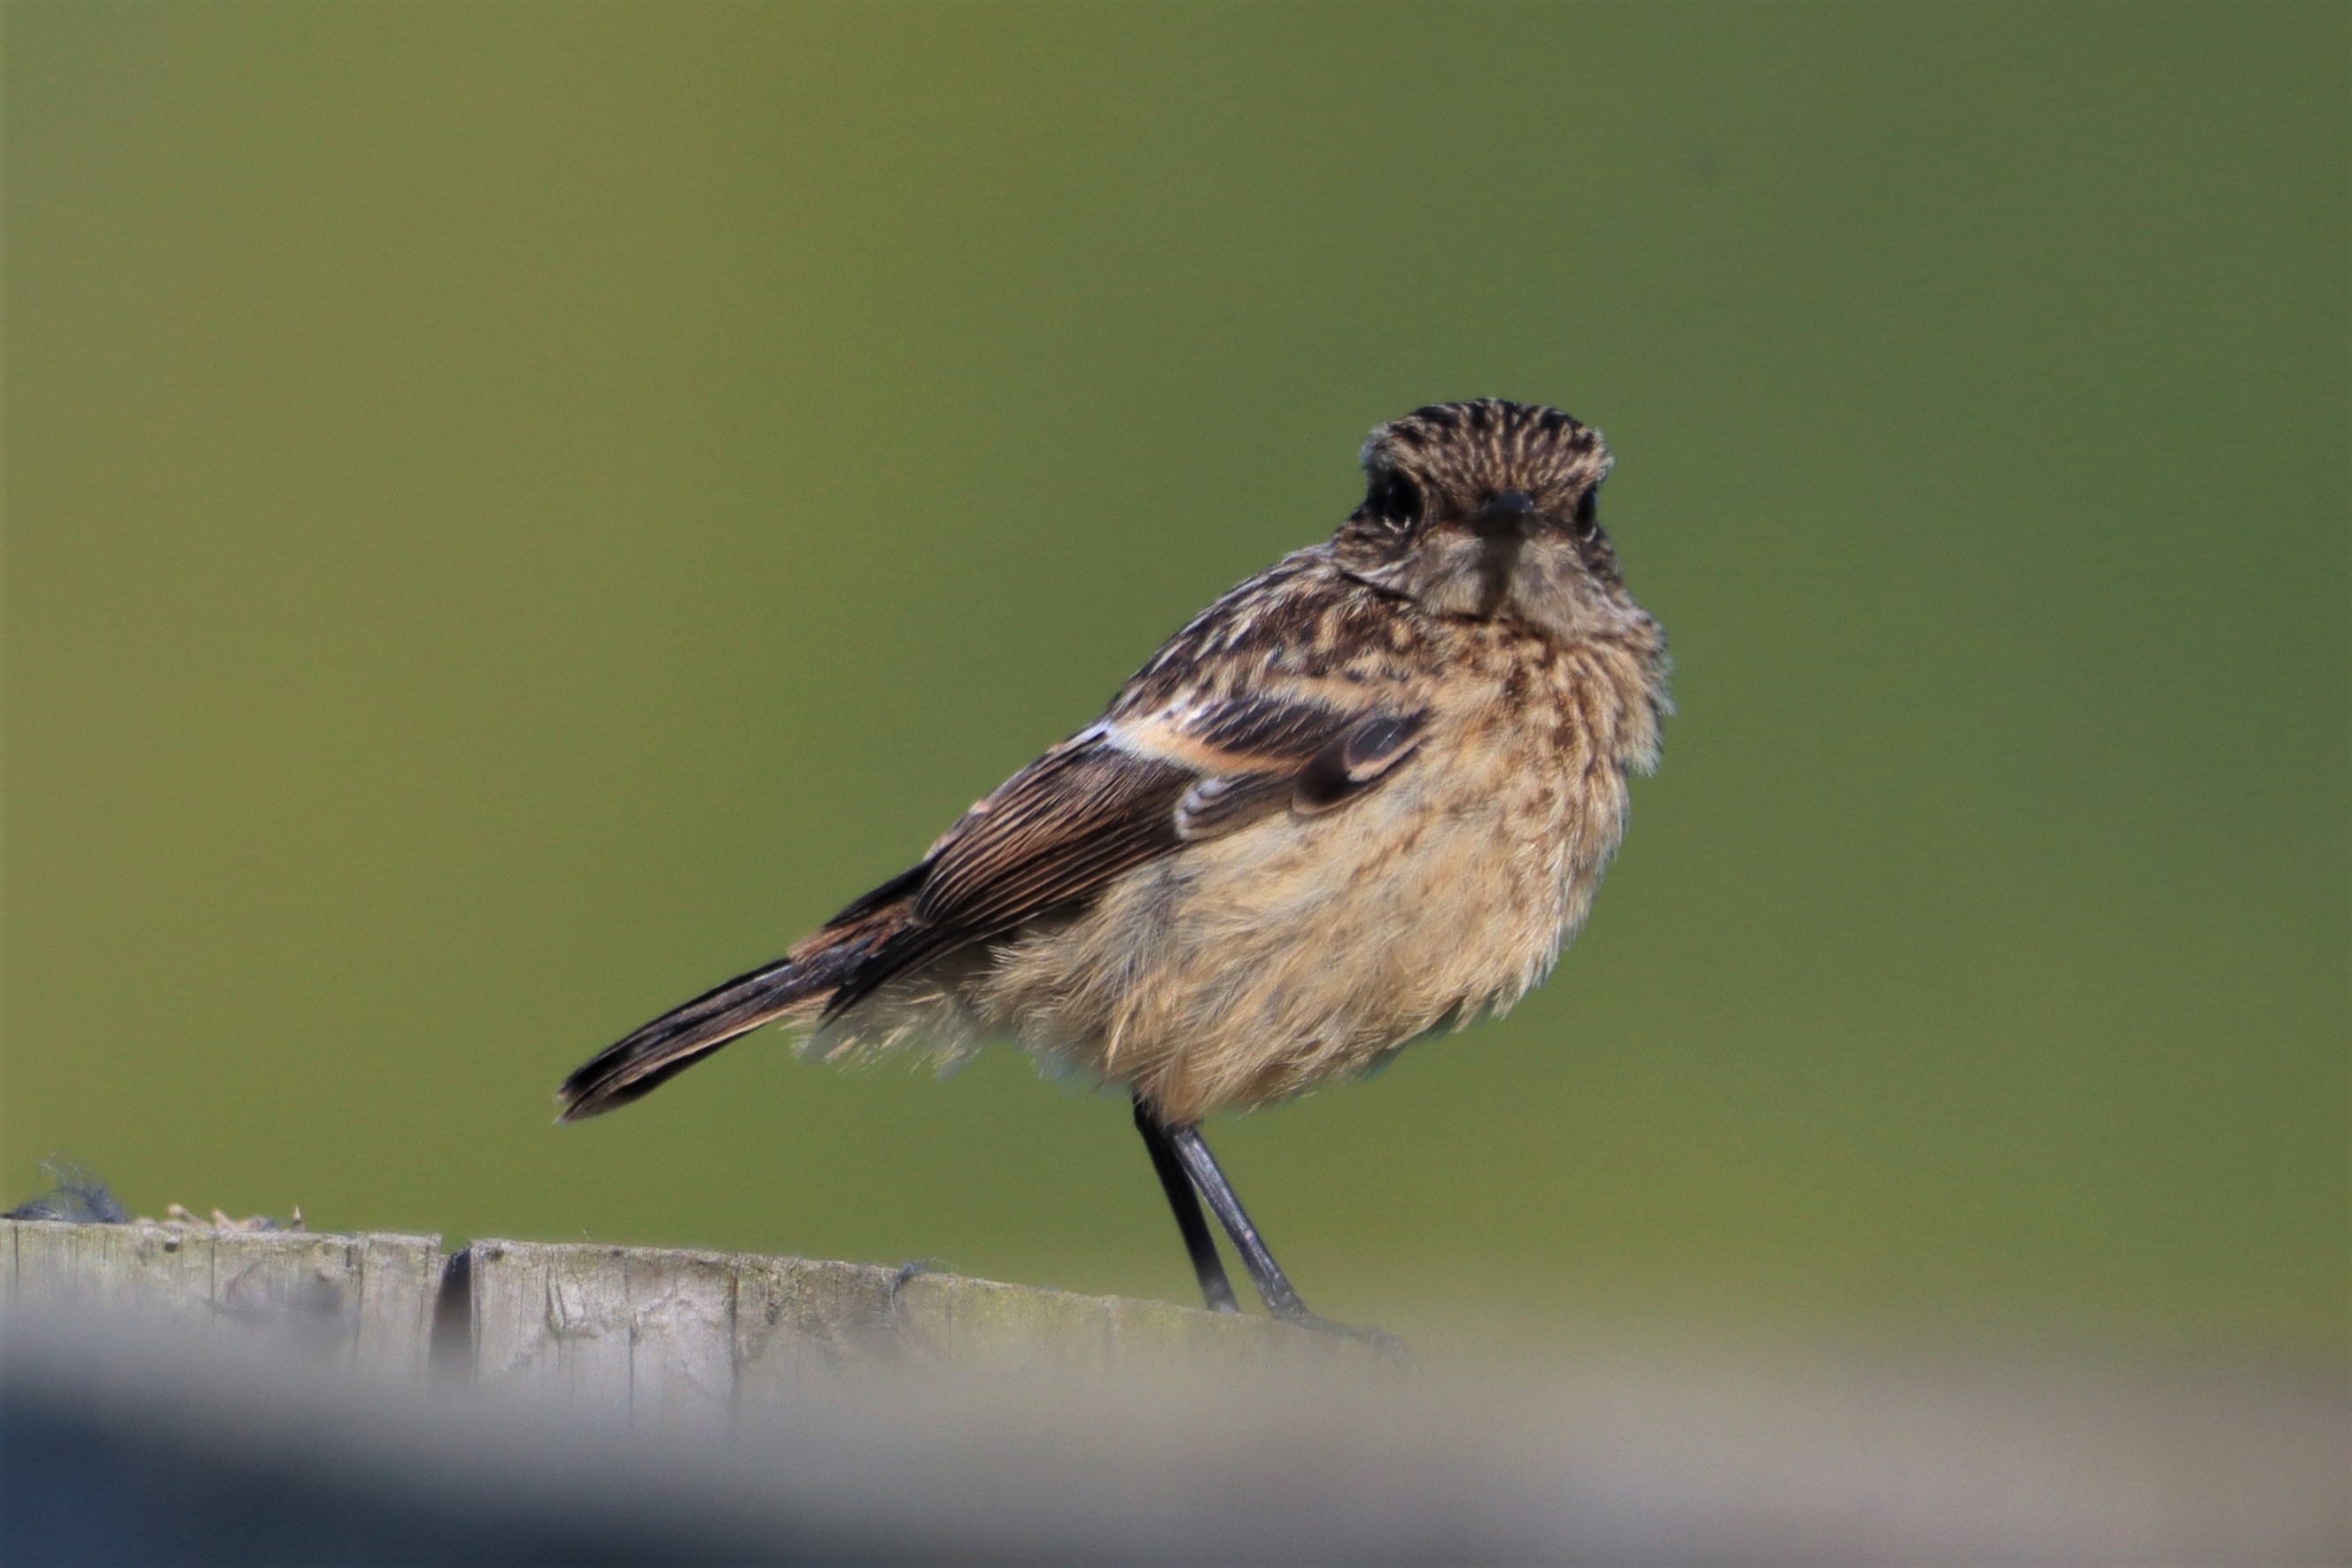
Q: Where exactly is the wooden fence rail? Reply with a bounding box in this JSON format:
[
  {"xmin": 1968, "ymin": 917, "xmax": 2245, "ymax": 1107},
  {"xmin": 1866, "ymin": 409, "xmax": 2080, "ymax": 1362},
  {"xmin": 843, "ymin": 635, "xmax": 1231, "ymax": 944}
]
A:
[
  {"xmin": 1, "ymin": 1218, "xmax": 1351, "ymax": 1418},
  {"xmin": 4, "ymin": 1218, "xmax": 2343, "ymax": 1564}
]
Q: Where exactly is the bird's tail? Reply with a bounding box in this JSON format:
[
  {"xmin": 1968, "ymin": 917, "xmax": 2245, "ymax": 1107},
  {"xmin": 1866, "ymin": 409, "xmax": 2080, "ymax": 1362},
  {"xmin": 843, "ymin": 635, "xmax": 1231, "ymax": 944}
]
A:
[{"xmin": 555, "ymin": 938, "xmax": 868, "ymax": 1122}]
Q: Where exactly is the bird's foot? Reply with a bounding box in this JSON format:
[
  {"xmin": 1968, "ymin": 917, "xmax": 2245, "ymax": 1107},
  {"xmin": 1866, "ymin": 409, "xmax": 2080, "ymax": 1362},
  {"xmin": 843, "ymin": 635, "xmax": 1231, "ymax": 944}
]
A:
[{"xmin": 1269, "ymin": 1306, "xmax": 1413, "ymax": 1364}]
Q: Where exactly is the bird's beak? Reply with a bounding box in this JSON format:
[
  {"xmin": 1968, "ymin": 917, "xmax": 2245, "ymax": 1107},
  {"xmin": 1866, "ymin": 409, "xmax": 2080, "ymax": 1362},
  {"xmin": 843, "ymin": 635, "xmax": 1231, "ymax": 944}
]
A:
[{"xmin": 1469, "ymin": 491, "xmax": 1539, "ymax": 540}]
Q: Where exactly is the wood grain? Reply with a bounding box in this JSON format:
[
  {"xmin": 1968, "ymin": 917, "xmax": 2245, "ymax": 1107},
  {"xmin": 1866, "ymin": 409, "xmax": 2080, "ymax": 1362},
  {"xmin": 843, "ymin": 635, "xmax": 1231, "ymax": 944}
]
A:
[{"xmin": 3, "ymin": 1219, "xmax": 1366, "ymax": 1425}]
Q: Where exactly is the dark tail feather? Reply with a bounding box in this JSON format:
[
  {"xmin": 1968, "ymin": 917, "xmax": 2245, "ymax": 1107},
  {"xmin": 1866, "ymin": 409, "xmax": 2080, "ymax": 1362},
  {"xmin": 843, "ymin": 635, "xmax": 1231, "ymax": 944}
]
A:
[{"xmin": 556, "ymin": 949, "xmax": 849, "ymax": 1122}]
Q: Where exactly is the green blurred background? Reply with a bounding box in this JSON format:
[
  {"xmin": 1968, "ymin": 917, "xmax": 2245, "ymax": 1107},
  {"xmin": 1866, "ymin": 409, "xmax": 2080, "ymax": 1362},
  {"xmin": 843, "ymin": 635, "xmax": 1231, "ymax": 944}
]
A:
[{"xmin": 6, "ymin": 2, "xmax": 2344, "ymax": 1354}]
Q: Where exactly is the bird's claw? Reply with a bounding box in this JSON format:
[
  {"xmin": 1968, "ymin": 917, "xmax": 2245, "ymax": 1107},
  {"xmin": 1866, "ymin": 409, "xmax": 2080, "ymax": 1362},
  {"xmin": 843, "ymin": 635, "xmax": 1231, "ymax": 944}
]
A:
[{"xmin": 1274, "ymin": 1308, "xmax": 1414, "ymax": 1364}]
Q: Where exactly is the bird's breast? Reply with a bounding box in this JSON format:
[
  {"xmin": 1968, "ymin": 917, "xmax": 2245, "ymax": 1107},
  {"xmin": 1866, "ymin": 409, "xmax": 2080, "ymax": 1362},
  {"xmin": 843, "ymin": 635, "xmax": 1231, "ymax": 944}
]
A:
[{"xmin": 976, "ymin": 625, "xmax": 1662, "ymax": 1121}]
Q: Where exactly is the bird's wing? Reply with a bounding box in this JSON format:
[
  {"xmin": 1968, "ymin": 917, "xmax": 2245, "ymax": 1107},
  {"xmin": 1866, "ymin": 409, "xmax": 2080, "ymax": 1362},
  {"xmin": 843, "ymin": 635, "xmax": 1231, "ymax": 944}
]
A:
[
  {"xmin": 559, "ymin": 558, "xmax": 1433, "ymax": 1113},
  {"xmin": 819, "ymin": 689, "xmax": 1426, "ymax": 1014}
]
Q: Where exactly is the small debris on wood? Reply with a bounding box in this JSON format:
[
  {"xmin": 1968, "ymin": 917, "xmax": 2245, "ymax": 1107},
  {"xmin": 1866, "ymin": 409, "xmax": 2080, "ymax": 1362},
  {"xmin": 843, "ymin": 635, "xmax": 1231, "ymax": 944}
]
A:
[
  {"xmin": 164, "ymin": 1203, "xmax": 306, "ymax": 1234},
  {"xmin": 4, "ymin": 1157, "xmax": 304, "ymax": 1231},
  {"xmin": 4, "ymin": 1159, "xmax": 128, "ymax": 1224}
]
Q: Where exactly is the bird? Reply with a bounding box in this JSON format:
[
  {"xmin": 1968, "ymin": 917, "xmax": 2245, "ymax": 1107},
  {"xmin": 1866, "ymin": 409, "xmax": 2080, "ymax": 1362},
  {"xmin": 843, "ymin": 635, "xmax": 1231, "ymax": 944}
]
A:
[{"xmin": 557, "ymin": 399, "xmax": 1670, "ymax": 1332}]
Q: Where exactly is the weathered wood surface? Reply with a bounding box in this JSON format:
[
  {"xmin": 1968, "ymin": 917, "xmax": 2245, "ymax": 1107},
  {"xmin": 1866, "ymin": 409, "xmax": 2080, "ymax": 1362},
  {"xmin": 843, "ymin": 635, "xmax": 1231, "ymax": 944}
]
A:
[
  {"xmin": 466, "ymin": 1238, "xmax": 1349, "ymax": 1421},
  {"xmin": 3, "ymin": 1221, "xmax": 1362, "ymax": 1418},
  {"xmin": 5, "ymin": 1220, "xmax": 2343, "ymax": 1564},
  {"xmin": 2, "ymin": 1219, "xmax": 446, "ymax": 1378}
]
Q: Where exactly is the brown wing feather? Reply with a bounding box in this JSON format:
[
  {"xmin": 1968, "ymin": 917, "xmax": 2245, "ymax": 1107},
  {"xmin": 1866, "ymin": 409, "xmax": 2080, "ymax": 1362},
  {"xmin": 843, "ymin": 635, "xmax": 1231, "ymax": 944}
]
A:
[
  {"xmin": 821, "ymin": 741, "xmax": 1191, "ymax": 1014},
  {"xmin": 914, "ymin": 746, "xmax": 1195, "ymax": 933},
  {"xmin": 565, "ymin": 551, "xmax": 1442, "ymax": 1114},
  {"xmin": 1295, "ymin": 710, "xmax": 1429, "ymax": 811},
  {"xmin": 820, "ymin": 698, "xmax": 1425, "ymax": 1017}
]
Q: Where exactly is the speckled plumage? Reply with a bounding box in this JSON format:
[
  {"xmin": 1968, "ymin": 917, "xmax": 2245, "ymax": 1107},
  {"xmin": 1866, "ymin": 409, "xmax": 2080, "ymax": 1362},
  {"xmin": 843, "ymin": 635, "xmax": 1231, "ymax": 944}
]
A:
[{"xmin": 561, "ymin": 398, "xmax": 1669, "ymax": 1127}]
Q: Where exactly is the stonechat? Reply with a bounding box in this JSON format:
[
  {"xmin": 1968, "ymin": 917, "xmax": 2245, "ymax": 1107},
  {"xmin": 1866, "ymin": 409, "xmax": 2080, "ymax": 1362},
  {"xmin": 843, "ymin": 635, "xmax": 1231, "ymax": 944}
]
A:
[{"xmin": 560, "ymin": 400, "xmax": 1670, "ymax": 1331}]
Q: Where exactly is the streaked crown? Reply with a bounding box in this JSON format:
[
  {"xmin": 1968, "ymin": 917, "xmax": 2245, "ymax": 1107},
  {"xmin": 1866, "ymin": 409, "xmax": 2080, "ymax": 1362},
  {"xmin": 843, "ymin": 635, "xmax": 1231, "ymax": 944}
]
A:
[{"xmin": 1360, "ymin": 399, "xmax": 1611, "ymax": 515}]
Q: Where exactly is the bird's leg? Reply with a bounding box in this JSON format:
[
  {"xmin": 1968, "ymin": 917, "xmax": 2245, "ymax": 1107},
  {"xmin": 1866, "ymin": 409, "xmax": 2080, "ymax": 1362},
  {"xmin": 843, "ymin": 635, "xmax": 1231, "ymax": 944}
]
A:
[
  {"xmin": 1147, "ymin": 1110, "xmax": 1409, "ymax": 1357},
  {"xmin": 1157, "ymin": 1118, "xmax": 1317, "ymax": 1323},
  {"xmin": 1133, "ymin": 1097, "xmax": 1239, "ymax": 1313}
]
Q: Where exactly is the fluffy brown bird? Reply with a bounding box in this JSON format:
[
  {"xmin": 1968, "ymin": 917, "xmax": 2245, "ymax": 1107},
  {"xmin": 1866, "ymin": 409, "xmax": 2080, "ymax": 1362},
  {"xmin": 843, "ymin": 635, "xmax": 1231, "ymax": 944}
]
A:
[{"xmin": 560, "ymin": 399, "xmax": 1670, "ymax": 1330}]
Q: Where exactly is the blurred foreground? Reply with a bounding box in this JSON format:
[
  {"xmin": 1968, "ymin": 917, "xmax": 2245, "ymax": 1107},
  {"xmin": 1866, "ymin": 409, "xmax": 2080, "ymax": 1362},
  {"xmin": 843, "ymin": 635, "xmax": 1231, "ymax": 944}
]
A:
[{"xmin": 4, "ymin": 1220, "xmax": 2343, "ymax": 1565}]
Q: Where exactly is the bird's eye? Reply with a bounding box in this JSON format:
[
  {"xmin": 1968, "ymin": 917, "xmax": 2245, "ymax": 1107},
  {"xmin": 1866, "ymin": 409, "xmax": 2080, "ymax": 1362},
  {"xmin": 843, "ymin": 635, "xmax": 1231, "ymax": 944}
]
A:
[
  {"xmin": 1573, "ymin": 489, "xmax": 1599, "ymax": 533},
  {"xmin": 1368, "ymin": 471, "xmax": 1423, "ymax": 530}
]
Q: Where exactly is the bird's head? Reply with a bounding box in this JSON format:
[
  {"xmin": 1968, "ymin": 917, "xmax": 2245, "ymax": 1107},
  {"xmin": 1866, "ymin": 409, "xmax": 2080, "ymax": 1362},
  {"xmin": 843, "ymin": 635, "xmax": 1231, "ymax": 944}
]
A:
[{"xmin": 1332, "ymin": 400, "xmax": 1634, "ymax": 640}]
